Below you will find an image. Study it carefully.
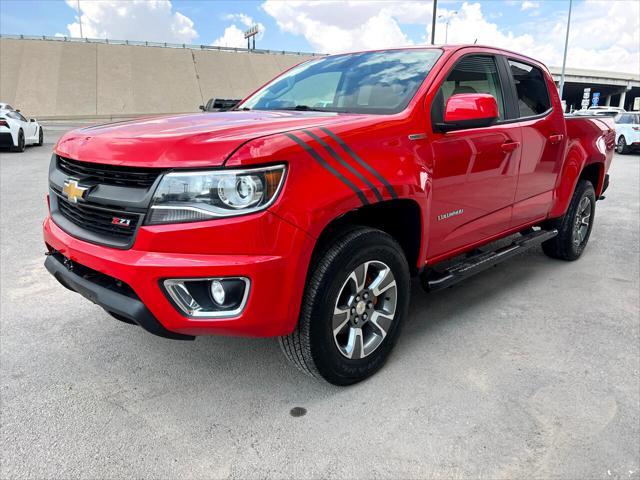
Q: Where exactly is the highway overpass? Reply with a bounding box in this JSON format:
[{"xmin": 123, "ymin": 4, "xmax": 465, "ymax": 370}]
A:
[{"xmin": 548, "ymin": 66, "xmax": 640, "ymax": 112}]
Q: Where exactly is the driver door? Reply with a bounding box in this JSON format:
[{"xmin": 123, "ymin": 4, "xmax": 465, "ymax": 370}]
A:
[{"xmin": 427, "ymin": 54, "xmax": 522, "ymax": 260}]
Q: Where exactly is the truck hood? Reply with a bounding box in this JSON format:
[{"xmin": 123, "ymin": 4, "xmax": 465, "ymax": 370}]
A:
[{"xmin": 55, "ymin": 111, "xmax": 363, "ymax": 168}]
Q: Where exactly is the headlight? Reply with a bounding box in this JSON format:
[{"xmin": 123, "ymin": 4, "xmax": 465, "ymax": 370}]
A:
[{"xmin": 146, "ymin": 164, "xmax": 286, "ymax": 224}]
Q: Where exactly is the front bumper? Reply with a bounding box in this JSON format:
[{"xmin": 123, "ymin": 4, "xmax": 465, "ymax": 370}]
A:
[{"xmin": 43, "ymin": 211, "xmax": 313, "ymax": 338}]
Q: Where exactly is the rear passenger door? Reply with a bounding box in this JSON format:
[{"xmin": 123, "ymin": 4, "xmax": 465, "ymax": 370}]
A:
[
  {"xmin": 504, "ymin": 59, "xmax": 567, "ymax": 227},
  {"xmin": 427, "ymin": 54, "xmax": 522, "ymax": 260}
]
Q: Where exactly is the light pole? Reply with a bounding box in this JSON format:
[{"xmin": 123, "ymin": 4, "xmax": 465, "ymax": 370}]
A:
[
  {"xmin": 430, "ymin": 0, "xmax": 437, "ymax": 45},
  {"xmin": 559, "ymin": 0, "xmax": 573, "ymax": 104},
  {"xmin": 77, "ymin": 0, "xmax": 83, "ymax": 38},
  {"xmin": 438, "ymin": 11, "xmax": 457, "ymax": 44}
]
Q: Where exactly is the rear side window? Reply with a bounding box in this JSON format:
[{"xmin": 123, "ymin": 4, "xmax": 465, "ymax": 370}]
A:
[
  {"xmin": 7, "ymin": 111, "xmax": 26, "ymax": 122},
  {"xmin": 508, "ymin": 60, "xmax": 551, "ymax": 117},
  {"xmin": 433, "ymin": 55, "xmax": 506, "ymax": 123}
]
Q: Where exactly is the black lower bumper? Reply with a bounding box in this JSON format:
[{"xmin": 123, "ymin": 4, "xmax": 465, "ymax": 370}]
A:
[
  {"xmin": 0, "ymin": 132, "xmax": 14, "ymax": 148},
  {"xmin": 44, "ymin": 254, "xmax": 194, "ymax": 340}
]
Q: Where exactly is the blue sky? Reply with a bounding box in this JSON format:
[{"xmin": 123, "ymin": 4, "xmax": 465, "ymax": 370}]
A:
[{"xmin": 0, "ymin": 0, "xmax": 638, "ymax": 72}]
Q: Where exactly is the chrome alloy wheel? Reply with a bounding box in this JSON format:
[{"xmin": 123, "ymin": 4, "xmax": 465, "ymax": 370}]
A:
[
  {"xmin": 332, "ymin": 261, "xmax": 397, "ymax": 359},
  {"xmin": 573, "ymin": 196, "xmax": 592, "ymax": 247}
]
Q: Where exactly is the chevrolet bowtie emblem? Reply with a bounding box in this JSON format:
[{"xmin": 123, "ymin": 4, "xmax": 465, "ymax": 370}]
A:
[{"xmin": 62, "ymin": 179, "xmax": 88, "ymax": 203}]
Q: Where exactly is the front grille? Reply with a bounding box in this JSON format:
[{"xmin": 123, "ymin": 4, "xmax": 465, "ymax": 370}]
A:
[
  {"xmin": 57, "ymin": 156, "xmax": 162, "ymax": 188},
  {"xmin": 56, "ymin": 193, "xmax": 140, "ymax": 241}
]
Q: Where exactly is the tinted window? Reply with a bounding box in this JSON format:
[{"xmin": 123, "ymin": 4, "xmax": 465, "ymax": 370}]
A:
[
  {"xmin": 240, "ymin": 49, "xmax": 442, "ymax": 115},
  {"xmin": 433, "ymin": 55, "xmax": 505, "ymax": 124},
  {"xmin": 7, "ymin": 111, "xmax": 26, "ymax": 122},
  {"xmin": 508, "ymin": 60, "xmax": 551, "ymax": 117}
]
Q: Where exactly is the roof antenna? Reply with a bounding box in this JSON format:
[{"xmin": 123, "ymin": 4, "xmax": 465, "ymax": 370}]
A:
[{"xmin": 474, "ymin": 38, "xmax": 478, "ymax": 44}]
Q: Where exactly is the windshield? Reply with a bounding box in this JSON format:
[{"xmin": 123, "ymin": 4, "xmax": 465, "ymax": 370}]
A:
[{"xmin": 239, "ymin": 49, "xmax": 442, "ymax": 115}]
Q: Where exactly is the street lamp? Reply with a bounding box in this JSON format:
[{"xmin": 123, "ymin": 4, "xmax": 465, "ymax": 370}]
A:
[
  {"xmin": 559, "ymin": 0, "xmax": 573, "ymax": 105},
  {"xmin": 438, "ymin": 11, "xmax": 457, "ymax": 44}
]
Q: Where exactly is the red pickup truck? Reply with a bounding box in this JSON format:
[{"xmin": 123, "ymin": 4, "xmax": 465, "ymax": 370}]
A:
[{"xmin": 44, "ymin": 45, "xmax": 615, "ymax": 385}]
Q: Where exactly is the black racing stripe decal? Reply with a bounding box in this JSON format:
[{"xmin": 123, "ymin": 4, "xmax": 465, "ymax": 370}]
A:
[
  {"xmin": 302, "ymin": 129, "xmax": 384, "ymax": 202},
  {"xmin": 285, "ymin": 133, "xmax": 369, "ymax": 206},
  {"xmin": 319, "ymin": 127, "xmax": 398, "ymax": 199}
]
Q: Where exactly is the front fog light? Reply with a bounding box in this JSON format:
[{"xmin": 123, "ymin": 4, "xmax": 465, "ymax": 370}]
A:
[
  {"xmin": 210, "ymin": 280, "xmax": 226, "ymax": 305},
  {"xmin": 163, "ymin": 277, "xmax": 250, "ymax": 318}
]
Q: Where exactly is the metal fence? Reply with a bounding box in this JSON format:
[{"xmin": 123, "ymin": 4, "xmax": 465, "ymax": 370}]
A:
[{"xmin": 0, "ymin": 33, "xmax": 322, "ymax": 57}]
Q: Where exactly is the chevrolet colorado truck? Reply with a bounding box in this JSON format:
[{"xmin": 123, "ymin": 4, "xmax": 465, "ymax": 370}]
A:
[{"xmin": 44, "ymin": 46, "xmax": 615, "ymax": 385}]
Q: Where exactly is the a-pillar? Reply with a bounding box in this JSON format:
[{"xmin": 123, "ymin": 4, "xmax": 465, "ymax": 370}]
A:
[{"xmin": 605, "ymin": 95, "xmax": 611, "ymax": 106}]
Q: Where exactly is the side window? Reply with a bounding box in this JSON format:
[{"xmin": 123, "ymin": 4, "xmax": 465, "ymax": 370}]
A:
[
  {"xmin": 508, "ymin": 60, "xmax": 551, "ymax": 117},
  {"xmin": 8, "ymin": 111, "xmax": 26, "ymax": 122},
  {"xmin": 434, "ymin": 55, "xmax": 505, "ymax": 123}
]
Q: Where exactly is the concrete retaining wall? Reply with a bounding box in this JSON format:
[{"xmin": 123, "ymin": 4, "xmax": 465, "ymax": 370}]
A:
[{"xmin": 0, "ymin": 38, "xmax": 314, "ymax": 119}]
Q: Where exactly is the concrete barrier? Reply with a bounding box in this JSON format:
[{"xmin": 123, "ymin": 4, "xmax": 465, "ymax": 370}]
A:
[{"xmin": 0, "ymin": 38, "xmax": 314, "ymax": 119}]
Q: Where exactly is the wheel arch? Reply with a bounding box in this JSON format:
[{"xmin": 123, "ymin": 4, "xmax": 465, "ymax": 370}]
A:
[
  {"xmin": 310, "ymin": 199, "xmax": 423, "ymax": 276},
  {"xmin": 579, "ymin": 162, "xmax": 604, "ymax": 196}
]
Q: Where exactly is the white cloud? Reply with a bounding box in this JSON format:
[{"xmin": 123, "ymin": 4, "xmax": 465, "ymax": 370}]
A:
[
  {"xmin": 521, "ymin": 1, "xmax": 539, "ymax": 11},
  {"xmin": 262, "ymin": 0, "xmax": 427, "ymax": 53},
  {"xmin": 212, "ymin": 13, "xmax": 265, "ymax": 48},
  {"xmin": 262, "ymin": 0, "xmax": 638, "ymax": 74},
  {"xmin": 64, "ymin": 0, "xmax": 197, "ymax": 43},
  {"xmin": 212, "ymin": 25, "xmax": 246, "ymax": 48},
  {"xmin": 223, "ymin": 13, "xmax": 254, "ymax": 28},
  {"xmin": 438, "ymin": 2, "xmax": 638, "ymax": 72}
]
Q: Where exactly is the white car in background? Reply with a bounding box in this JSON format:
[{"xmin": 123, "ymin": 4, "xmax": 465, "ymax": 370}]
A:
[
  {"xmin": 0, "ymin": 108, "xmax": 43, "ymax": 152},
  {"xmin": 0, "ymin": 102, "xmax": 16, "ymax": 111},
  {"xmin": 614, "ymin": 112, "xmax": 640, "ymax": 154}
]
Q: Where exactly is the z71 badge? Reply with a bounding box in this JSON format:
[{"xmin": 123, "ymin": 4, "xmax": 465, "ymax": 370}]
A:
[{"xmin": 111, "ymin": 217, "xmax": 132, "ymax": 227}]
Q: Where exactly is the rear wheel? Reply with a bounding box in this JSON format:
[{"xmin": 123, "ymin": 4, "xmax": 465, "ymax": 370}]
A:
[
  {"xmin": 617, "ymin": 136, "xmax": 629, "ymax": 154},
  {"xmin": 542, "ymin": 179, "xmax": 596, "ymax": 261},
  {"xmin": 11, "ymin": 129, "xmax": 25, "ymax": 152},
  {"xmin": 279, "ymin": 227, "xmax": 410, "ymax": 385}
]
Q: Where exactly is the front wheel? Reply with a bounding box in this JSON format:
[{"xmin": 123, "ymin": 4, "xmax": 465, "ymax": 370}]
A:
[
  {"xmin": 36, "ymin": 127, "xmax": 44, "ymax": 146},
  {"xmin": 542, "ymin": 179, "xmax": 596, "ymax": 261},
  {"xmin": 279, "ymin": 227, "xmax": 410, "ymax": 385},
  {"xmin": 617, "ymin": 136, "xmax": 629, "ymax": 154}
]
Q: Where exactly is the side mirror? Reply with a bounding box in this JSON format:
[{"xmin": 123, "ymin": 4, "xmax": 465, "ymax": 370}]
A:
[
  {"xmin": 199, "ymin": 105, "xmax": 205, "ymax": 111},
  {"xmin": 439, "ymin": 93, "xmax": 499, "ymax": 132},
  {"xmin": 30, "ymin": 118, "xmax": 36, "ymax": 122}
]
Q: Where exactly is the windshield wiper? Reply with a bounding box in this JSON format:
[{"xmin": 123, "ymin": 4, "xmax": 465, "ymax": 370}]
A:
[{"xmin": 275, "ymin": 105, "xmax": 327, "ymax": 112}]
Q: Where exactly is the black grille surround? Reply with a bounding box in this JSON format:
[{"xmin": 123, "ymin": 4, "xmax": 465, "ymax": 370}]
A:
[
  {"xmin": 50, "ymin": 187, "xmax": 145, "ymax": 249},
  {"xmin": 57, "ymin": 156, "xmax": 163, "ymax": 188},
  {"xmin": 49, "ymin": 155, "xmax": 162, "ymax": 249},
  {"xmin": 54, "ymin": 188, "xmax": 141, "ymax": 241}
]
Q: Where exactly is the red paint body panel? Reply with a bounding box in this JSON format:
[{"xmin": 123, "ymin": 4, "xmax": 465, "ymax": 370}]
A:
[{"xmin": 44, "ymin": 45, "xmax": 614, "ymax": 338}]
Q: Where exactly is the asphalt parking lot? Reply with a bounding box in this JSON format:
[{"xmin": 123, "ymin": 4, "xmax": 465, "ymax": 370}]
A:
[{"xmin": 1, "ymin": 125, "xmax": 639, "ymax": 479}]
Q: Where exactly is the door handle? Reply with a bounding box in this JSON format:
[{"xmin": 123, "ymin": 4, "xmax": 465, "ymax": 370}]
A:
[
  {"xmin": 548, "ymin": 134, "xmax": 564, "ymax": 144},
  {"xmin": 501, "ymin": 141, "xmax": 520, "ymax": 153}
]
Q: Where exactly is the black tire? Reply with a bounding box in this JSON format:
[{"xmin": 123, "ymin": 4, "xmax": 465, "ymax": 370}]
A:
[
  {"xmin": 617, "ymin": 136, "xmax": 629, "ymax": 154},
  {"xmin": 36, "ymin": 127, "xmax": 44, "ymax": 146},
  {"xmin": 11, "ymin": 129, "xmax": 25, "ymax": 152},
  {"xmin": 542, "ymin": 179, "xmax": 596, "ymax": 261},
  {"xmin": 279, "ymin": 227, "xmax": 410, "ymax": 385}
]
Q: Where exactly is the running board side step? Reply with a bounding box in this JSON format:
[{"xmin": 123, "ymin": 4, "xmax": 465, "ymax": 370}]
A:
[{"xmin": 421, "ymin": 229, "xmax": 558, "ymax": 292}]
